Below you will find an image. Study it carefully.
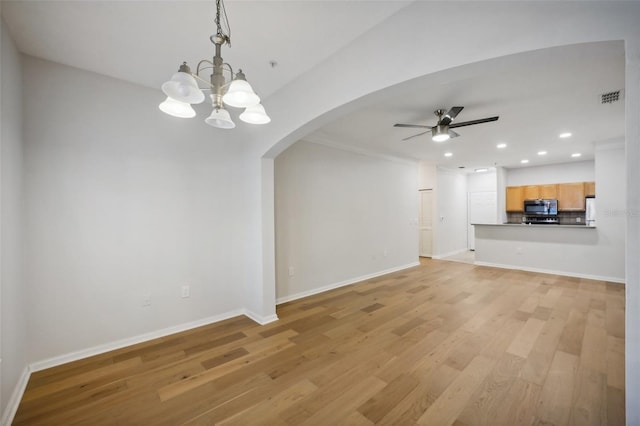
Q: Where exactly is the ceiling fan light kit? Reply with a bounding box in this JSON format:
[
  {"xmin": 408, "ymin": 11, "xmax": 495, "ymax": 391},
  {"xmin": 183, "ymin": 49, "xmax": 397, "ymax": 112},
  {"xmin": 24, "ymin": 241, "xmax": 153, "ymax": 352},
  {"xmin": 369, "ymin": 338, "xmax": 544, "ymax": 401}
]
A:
[
  {"xmin": 394, "ymin": 106, "xmax": 498, "ymax": 142},
  {"xmin": 159, "ymin": 0, "xmax": 270, "ymax": 129},
  {"xmin": 432, "ymin": 125, "xmax": 451, "ymax": 142}
]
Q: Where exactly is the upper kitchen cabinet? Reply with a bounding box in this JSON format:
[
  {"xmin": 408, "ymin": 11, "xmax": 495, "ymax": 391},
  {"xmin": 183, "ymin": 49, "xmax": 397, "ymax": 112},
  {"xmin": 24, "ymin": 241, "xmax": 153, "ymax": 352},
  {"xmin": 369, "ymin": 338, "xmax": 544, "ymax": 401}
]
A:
[
  {"xmin": 585, "ymin": 181, "xmax": 596, "ymax": 197},
  {"xmin": 523, "ymin": 185, "xmax": 539, "ymax": 200},
  {"xmin": 506, "ymin": 186, "xmax": 524, "ymax": 212},
  {"xmin": 558, "ymin": 182, "xmax": 586, "ymax": 211},
  {"xmin": 520, "ymin": 184, "xmax": 558, "ymax": 200},
  {"xmin": 539, "ymin": 184, "xmax": 558, "ymax": 199}
]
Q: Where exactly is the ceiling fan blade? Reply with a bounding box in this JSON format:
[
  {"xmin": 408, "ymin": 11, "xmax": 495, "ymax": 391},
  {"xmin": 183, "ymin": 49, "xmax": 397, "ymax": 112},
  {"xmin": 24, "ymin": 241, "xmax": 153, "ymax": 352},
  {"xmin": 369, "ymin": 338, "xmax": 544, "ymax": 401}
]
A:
[
  {"xmin": 394, "ymin": 123, "xmax": 432, "ymax": 129},
  {"xmin": 449, "ymin": 116, "xmax": 499, "ymax": 129},
  {"xmin": 402, "ymin": 131, "xmax": 430, "ymax": 141},
  {"xmin": 440, "ymin": 106, "xmax": 464, "ymax": 126},
  {"xmin": 448, "ymin": 130, "xmax": 460, "ymax": 138}
]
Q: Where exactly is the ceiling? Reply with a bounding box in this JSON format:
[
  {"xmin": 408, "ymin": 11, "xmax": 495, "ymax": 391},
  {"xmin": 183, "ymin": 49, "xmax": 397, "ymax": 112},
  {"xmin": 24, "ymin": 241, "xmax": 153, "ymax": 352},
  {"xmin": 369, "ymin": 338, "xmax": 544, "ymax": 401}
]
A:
[
  {"xmin": 1, "ymin": 0, "xmax": 409, "ymax": 99},
  {"xmin": 1, "ymin": 2, "xmax": 625, "ymax": 172},
  {"xmin": 307, "ymin": 40, "xmax": 625, "ymax": 171}
]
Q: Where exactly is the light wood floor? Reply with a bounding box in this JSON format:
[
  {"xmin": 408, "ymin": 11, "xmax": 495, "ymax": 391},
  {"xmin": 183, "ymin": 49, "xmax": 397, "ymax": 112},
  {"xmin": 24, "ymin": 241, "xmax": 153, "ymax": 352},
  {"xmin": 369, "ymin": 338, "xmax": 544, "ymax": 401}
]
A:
[{"xmin": 14, "ymin": 259, "xmax": 625, "ymax": 425}]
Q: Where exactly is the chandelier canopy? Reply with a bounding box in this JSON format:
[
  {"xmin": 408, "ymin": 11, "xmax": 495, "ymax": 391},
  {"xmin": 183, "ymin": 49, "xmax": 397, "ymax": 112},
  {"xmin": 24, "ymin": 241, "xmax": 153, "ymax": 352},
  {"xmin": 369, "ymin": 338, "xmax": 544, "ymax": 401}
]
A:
[{"xmin": 159, "ymin": 0, "xmax": 270, "ymax": 129}]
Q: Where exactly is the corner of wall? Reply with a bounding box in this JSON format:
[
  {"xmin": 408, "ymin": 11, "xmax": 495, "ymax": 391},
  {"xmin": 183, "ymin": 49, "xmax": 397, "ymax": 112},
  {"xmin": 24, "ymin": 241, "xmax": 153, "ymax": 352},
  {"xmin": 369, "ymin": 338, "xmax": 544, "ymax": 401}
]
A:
[
  {"xmin": 0, "ymin": 366, "xmax": 30, "ymax": 426},
  {"xmin": 0, "ymin": 17, "xmax": 28, "ymax": 423}
]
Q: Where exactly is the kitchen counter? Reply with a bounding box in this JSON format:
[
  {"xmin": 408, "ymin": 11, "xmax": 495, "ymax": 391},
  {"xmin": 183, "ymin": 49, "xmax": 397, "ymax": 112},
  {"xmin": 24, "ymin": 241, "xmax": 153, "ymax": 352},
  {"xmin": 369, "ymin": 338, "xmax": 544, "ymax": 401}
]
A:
[
  {"xmin": 470, "ymin": 222, "xmax": 623, "ymax": 283},
  {"xmin": 472, "ymin": 223, "xmax": 596, "ymax": 229}
]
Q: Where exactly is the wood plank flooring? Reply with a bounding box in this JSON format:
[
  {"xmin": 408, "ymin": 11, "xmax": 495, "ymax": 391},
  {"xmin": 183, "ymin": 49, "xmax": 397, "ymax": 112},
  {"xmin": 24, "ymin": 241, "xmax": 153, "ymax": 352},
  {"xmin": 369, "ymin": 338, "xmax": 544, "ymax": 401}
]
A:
[{"xmin": 14, "ymin": 259, "xmax": 625, "ymax": 425}]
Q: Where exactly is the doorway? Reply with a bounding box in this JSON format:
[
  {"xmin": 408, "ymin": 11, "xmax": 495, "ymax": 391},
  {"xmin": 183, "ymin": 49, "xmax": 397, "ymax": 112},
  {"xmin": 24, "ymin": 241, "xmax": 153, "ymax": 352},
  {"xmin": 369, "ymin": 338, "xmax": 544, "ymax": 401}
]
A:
[{"xmin": 419, "ymin": 189, "xmax": 433, "ymax": 257}]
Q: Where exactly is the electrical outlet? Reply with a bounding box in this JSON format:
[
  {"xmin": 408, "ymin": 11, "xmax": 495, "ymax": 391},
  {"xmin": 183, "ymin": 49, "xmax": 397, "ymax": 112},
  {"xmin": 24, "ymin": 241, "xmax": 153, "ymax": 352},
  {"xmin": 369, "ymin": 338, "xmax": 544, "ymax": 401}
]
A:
[
  {"xmin": 181, "ymin": 285, "xmax": 190, "ymax": 298},
  {"xmin": 288, "ymin": 266, "xmax": 295, "ymax": 277},
  {"xmin": 142, "ymin": 293, "xmax": 151, "ymax": 307},
  {"xmin": 576, "ymin": 217, "xmax": 581, "ymax": 223}
]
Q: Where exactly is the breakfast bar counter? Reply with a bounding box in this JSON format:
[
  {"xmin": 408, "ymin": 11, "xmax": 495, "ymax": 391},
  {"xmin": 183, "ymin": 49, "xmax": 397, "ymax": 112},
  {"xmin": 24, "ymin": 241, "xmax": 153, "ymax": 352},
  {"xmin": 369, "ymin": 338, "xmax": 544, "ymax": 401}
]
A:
[
  {"xmin": 471, "ymin": 222, "xmax": 622, "ymax": 283},
  {"xmin": 473, "ymin": 223, "xmax": 596, "ymax": 229}
]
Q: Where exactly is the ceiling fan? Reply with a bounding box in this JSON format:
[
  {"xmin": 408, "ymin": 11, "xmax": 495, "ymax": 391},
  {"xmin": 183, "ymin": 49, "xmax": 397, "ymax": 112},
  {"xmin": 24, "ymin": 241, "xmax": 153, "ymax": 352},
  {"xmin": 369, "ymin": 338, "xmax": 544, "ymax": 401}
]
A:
[{"xmin": 394, "ymin": 106, "xmax": 499, "ymax": 142}]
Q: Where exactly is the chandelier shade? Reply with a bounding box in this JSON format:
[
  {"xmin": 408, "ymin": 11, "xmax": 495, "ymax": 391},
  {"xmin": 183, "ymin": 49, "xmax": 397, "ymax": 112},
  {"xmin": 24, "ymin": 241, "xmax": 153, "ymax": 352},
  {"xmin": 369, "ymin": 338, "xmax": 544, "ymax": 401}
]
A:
[
  {"xmin": 240, "ymin": 103, "xmax": 271, "ymax": 124},
  {"xmin": 222, "ymin": 73, "xmax": 260, "ymax": 108},
  {"xmin": 158, "ymin": 96, "xmax": 197, "ymax": 118},
  {"xmin": 205, "ymin": 107, "xmax": 236, "ymax": 129},
  {"xmin": 161, "ymin": 70, "xmax": 205, "ymax": 104}
]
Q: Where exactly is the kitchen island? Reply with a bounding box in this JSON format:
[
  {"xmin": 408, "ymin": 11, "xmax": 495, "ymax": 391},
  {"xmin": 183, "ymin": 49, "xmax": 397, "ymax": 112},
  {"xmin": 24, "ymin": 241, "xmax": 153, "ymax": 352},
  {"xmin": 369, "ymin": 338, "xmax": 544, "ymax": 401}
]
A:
[{"xmin": 471, "ymin": 223, "xmax": 623, "ymax": 283}]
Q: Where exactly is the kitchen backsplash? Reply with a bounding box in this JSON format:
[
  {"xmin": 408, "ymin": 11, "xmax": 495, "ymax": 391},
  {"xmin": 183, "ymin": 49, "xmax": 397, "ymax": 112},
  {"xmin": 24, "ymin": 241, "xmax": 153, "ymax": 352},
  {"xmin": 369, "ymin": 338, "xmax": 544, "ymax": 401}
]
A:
[{"xmin": 506, "ymin": 211, "xmax": 587, "ymax": 225}]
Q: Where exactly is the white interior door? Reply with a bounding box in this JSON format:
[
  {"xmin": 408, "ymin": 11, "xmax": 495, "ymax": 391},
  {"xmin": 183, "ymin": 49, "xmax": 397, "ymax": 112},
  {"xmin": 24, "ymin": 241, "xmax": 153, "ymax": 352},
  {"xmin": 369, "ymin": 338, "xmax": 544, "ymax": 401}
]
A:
[
  {"xmin": 419, "ymin": 190, "xmax": 433, "ymax": 257},
  {"xmin": 468, "ymin": 191, "xmax": 497, "ymax": 250}
]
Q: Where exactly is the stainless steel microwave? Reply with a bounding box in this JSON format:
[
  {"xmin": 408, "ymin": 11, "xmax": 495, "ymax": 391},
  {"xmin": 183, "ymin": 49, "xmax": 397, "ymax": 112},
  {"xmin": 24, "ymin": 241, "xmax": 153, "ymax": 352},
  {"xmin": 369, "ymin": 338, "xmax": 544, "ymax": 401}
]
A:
[{"xmin": 524, "ymin": 199, "xmax": 558, "ymax": 215}]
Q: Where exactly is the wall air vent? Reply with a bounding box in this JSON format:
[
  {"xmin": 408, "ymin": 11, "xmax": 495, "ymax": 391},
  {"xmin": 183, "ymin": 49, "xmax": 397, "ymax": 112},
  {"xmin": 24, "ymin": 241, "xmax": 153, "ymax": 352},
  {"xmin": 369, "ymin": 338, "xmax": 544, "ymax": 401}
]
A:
[{"xmin": 601, "ymin": 90, "xmax": 621, "ymax": 104}]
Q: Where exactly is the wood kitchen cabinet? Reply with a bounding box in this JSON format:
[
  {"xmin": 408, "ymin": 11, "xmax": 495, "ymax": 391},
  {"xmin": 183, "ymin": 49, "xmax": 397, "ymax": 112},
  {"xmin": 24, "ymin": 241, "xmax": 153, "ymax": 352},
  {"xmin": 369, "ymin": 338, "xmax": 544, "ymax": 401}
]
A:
[
  {"xmin": 539, "ymin": 184, "xmax": 558, "ymax": 199},
  {"xmin": 585, "ymin": 181, "xmax": 596, "ymax": 197},
  {"xmin": 523, "ymin": 185, "xmax": 539, "ymax": 200},
  {"xmin": 558, "ymin": 182, "xmax": 586, "ymax": 211},
  {"xmin": 506, "ymin": 186, "xmax": 524, "ymax": 212}
]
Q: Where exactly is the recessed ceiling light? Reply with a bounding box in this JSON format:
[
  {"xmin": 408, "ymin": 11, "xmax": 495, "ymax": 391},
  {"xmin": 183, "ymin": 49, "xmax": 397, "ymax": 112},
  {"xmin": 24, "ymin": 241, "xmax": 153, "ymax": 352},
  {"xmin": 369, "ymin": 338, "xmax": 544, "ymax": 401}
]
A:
[
  {"xmin": 559, "ymin": 132, "xmax": 572, "ymax": 139},
  {"xmin": 571, "ymin": 153, "xmax": 582, "ymax": 158},
  {"xmin": 538, "ymin": 151, "xmax": 547, "ymax": 156},
  {"xmin": 444, "ymin": 152, "xmax": 453, "ymax": 157},
  {"xmin": 475, "ymin": 168, "xmax": 488, "ymax": 173},
  {"xmin": 496, "ymin": 143, "xmax": 507, "ymax": 149},
  {"xmin": 521, "ymin": 159, "xmax": 529, "ymax": 164}
]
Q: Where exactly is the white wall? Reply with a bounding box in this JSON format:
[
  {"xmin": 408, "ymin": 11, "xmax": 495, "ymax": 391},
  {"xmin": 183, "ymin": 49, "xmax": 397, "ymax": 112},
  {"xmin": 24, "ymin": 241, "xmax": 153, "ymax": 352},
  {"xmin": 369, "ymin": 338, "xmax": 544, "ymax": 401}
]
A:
[
  {"xmin": 274, "ymin": 140, "xmax": 418, "ymax": 302},
  {"xmin": 467, "ymin": 170, "xmax": 497, "ymax": 193},
  {"xmin": 506, "ymin": 160, "xmax": 595, "ymax": 186},
  {"xmin": 418, "ymin": 161, "xmax": 436, "ymax": 190},
  {"xmin": 434, "ymin": 168, "xmax": 467, "ymax": 257},
  {"xmin": 625, "ymin": 37, "xmax": 640, "ymax": 426},
  {"xmin": 475, "ymin": 143, "xmax": 625, "ymax": 282},
  {"xmin": 593, "ymin": 143, "xmax": 626, "ymax": 279},
  {"xmin": 1, "ymin": 19, "xmax": 27, "ymax": 421},
  {"xmin": 22, "ymin": 56, "xmax": 249, "ymax": 363}
]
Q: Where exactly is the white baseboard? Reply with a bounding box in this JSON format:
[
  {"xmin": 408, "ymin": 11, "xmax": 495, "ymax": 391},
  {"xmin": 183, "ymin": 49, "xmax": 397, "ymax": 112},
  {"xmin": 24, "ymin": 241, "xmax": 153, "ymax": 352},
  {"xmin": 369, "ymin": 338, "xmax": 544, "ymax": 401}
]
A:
[
  {"xmin": 243, "ymin": 310, "xmax": 279, "ymax": 325},
  {"xmin": 30, "ymin": 309, "xmax": 247, "ymax": 372},
  {"xmin": 1, "ymin": 365, "xmax": 30, "ymax": 426},
  {"xmin": 276, "ymin": 261, "xmax": 421, "ymax": 305},
  {"xmin": 432, "ymin": 248, "xmax": 469, "ymax": 260},
  {"xmin": 474, "ymin": 260, "xmax": 626, "ymax": 284}
]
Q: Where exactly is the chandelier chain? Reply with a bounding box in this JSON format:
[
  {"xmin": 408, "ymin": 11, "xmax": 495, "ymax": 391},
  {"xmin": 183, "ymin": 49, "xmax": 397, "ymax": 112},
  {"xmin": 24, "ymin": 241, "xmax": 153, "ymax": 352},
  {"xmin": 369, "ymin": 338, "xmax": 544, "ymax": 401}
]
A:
[{"xmin": 215, "ymin": 0, "xmax": 231, "ymax": 46}]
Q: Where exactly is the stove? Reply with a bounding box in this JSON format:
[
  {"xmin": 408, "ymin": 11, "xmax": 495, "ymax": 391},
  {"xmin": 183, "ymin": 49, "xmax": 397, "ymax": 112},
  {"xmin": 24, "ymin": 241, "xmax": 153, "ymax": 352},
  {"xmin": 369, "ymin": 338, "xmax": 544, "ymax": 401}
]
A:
[{"xmin": 525, "ymin": 216, "xmax": 559, "ymax": 224}]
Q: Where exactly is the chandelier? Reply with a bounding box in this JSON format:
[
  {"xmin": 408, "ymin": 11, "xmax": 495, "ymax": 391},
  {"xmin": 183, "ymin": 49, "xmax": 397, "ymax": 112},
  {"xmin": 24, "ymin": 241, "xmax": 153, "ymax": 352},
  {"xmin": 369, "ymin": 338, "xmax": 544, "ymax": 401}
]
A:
[{"xmin": 159, "ymin": 0, "xmax": 270, "ymax": 129}]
